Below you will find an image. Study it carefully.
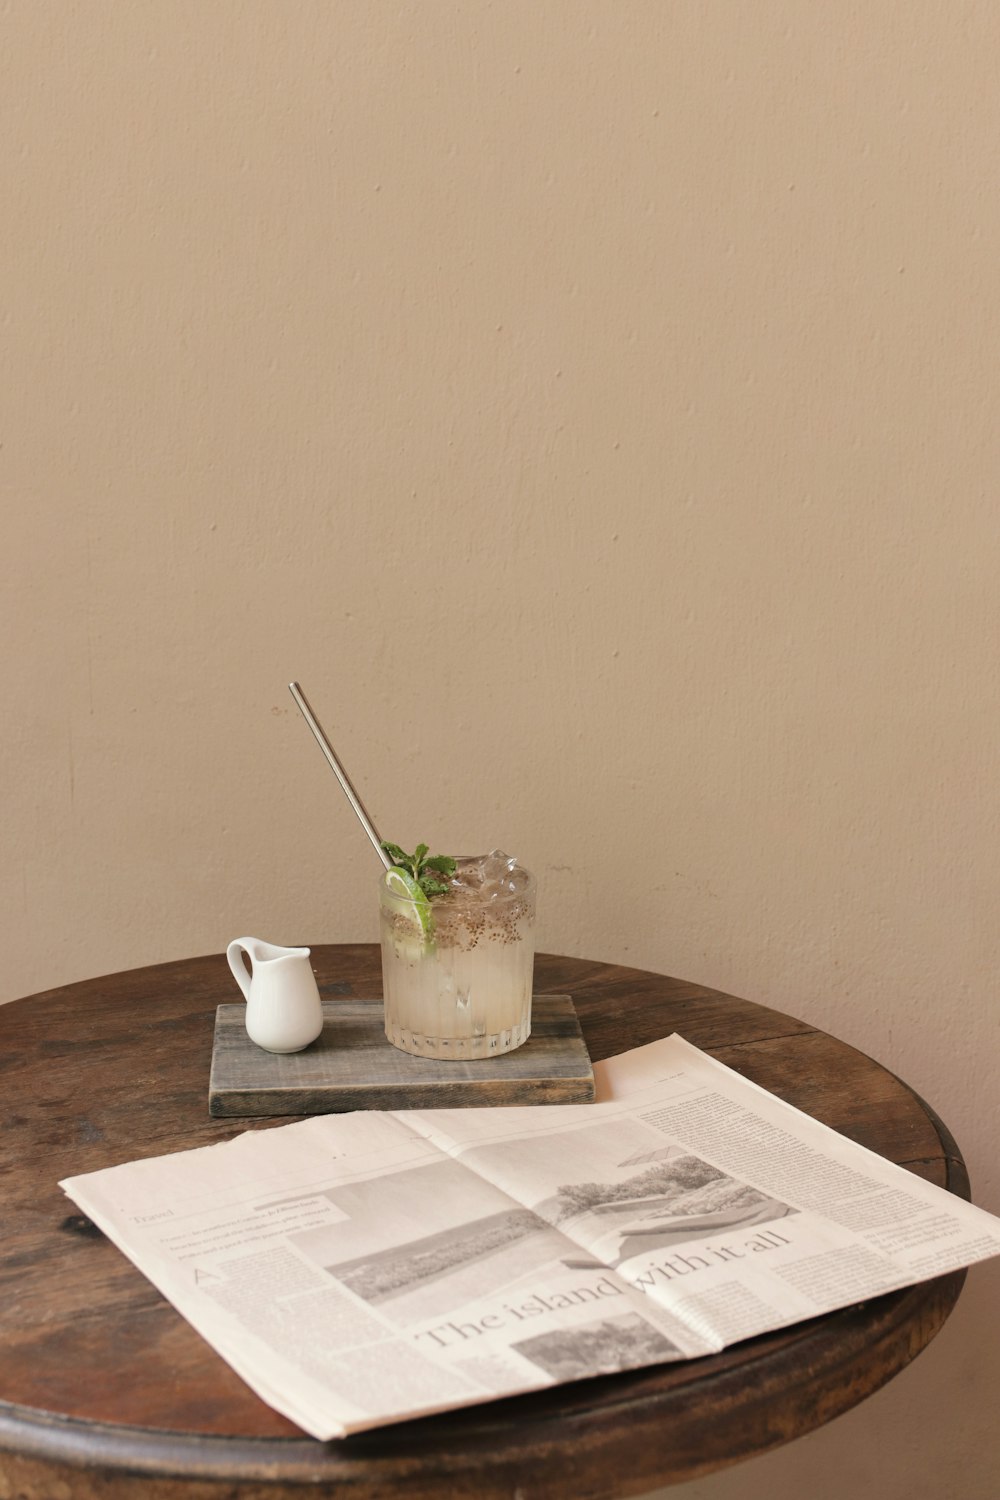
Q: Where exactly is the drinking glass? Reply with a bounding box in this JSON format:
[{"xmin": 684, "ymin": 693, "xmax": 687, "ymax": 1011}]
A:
[{"xmin": 379, "ymin": 861, "xmax": 536, "ymax": 1059}]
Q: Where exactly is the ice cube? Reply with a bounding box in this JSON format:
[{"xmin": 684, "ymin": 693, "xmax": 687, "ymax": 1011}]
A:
[
  {"xmin": 482, "ymin": 849, "xmax": 511, "ymax": 882},
  {"xmin": 450, "ymin": 856, "xmax": 485, "ymax": 892}
]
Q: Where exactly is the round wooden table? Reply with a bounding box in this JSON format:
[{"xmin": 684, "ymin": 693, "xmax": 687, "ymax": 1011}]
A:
[{"xmin": 0, "ymin": 947, "xmax": 968, "ymax": 1499}]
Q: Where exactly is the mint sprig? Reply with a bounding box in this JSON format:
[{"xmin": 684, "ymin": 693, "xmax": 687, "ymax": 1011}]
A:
[{"xmin": 381, "ymin": 842, "xmax": 457, "ymax": 900}]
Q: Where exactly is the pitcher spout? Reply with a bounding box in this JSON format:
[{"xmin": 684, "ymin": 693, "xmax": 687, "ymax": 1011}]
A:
[{"xmin": 242, "ymin": 938, "xmax": 311, "ymax": 966}]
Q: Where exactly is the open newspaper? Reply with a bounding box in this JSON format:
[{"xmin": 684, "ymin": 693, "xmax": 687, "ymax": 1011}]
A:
[{"xmin": 60, "ymin": 1035, "xmax": 1000, "ymax": 1439}]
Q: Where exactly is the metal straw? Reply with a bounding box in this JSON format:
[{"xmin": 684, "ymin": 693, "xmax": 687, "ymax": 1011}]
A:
[{"xmin": 288, "ymin": 682, "xmax": 393, "ymax": 870}]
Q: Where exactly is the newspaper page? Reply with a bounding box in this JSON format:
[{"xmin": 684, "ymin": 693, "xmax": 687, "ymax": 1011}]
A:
[{"xmin": 60, "ymin": 1036, "xmax": 1000, "ymax": 1439}]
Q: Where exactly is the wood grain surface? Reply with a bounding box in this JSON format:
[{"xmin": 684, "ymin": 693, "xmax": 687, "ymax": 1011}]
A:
[
  {"xmin": 0, "ymin": 947, "xmax": 968, "ymax": 1498},
  {"xmin": 208, "ymin": 993, "xmax": 595, "ymax": 1115}
]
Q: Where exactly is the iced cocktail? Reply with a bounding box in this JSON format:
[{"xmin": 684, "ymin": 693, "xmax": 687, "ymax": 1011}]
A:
[{"xmin": 379, "ymin": 849, "xmax": 535, "ymax": 1059}]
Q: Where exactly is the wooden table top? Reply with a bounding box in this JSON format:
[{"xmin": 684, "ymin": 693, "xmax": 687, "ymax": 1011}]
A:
[{"xmin": 0, "ymin": 947, "xmax": 968, "ymax": 1499}]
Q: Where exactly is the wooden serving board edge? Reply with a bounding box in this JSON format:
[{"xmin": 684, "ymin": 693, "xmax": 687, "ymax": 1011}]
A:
[{"xmin": 208, "ymin": 993, "xmax": 595, "ymax": 1117}]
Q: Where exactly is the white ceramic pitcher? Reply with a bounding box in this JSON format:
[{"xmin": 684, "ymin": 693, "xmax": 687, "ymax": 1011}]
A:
[{"xmin": 226, "ymin": 937, "xmax": 324, "ymax": 1053}]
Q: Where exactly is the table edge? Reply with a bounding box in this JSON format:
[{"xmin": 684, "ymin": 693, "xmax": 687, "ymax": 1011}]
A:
[{"xmin": 0, "ymin": 1269, "xmax": 968, "ymax": 1487}]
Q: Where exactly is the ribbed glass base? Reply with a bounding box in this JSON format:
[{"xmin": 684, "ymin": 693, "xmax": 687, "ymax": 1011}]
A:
[{"xmin": 384, "ymin": 1016, "xmax": 531, "ymax": 1060}]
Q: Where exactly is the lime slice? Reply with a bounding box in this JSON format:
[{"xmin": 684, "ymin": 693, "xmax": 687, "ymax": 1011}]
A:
[{"xmin": 383, "ymin": 867, "xmax": 434, "ymax": 940}]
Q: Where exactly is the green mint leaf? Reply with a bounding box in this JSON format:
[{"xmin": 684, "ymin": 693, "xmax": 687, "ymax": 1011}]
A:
[{"xmin": 382, "ymin": 839, "xmax": 455, "ymax": 895}]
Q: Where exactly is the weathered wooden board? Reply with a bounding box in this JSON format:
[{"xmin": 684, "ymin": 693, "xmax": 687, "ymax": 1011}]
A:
[{"xmin": 208, "ymin": 994, "xmax": 595, "ymax": 1116}]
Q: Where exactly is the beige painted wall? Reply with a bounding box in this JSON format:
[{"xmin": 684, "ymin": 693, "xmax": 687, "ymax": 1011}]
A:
[{"xmin": 3, "ymin": 4, "xmax": 998, "ymax": 1496}]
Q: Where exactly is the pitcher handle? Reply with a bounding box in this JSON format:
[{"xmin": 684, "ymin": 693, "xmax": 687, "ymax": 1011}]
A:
[{"xmin": 226, "ymin": 937, "xmax": 257, "ymax": 1002}]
